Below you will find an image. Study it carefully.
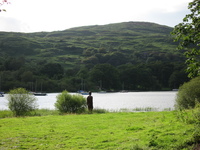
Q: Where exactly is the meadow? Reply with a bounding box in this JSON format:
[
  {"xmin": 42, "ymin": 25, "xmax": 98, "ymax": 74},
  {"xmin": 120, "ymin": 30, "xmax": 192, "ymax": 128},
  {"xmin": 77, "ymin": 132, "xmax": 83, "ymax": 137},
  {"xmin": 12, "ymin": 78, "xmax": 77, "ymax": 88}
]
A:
[{"xmin": 0, "ymin": 110, "xmax": 197, "ymax": 150}]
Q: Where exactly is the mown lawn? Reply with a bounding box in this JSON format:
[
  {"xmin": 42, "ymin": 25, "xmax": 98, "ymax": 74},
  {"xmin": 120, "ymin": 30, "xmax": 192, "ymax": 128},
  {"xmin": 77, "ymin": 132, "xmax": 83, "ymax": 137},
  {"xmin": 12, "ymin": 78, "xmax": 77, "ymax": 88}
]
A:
[{"xmin": 0, "ymin": 111, "xmax": 196, "ymax": 149}]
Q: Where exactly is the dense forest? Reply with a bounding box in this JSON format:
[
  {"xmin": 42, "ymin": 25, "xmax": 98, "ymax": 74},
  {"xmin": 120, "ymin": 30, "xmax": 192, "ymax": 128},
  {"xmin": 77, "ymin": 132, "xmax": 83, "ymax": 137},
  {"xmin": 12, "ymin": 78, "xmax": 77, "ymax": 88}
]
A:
[{"xmin": 0, "ymin": 22, "xmax": 189, "ymax": 92}]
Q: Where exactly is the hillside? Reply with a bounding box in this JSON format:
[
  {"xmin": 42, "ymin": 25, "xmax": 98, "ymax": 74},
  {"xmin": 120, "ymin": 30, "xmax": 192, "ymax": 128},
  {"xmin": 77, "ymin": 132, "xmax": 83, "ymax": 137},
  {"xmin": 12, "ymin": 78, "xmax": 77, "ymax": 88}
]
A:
[
  {"xmin": 0, "ymin": 22, "xmax": 188, "ymax": 92},
  {"xmin": 0, "ymin": 22, "xmax": 180, "ymax": 66}
]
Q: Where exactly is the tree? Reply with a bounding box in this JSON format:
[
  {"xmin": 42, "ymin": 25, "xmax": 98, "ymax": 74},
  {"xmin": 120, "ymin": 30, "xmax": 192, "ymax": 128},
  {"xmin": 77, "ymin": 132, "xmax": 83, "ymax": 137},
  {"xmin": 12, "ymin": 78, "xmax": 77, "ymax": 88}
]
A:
[
  {"xmin": 89, "ymin": 64, "xmax": 120, "ymax": 90},
  {"xmin": 107, "ymin": 52, "xmax": 127, "ymax": 66},
  {"xmin": 7, "ymin": 88, "xmax": 38, "ymax": 116},
  {"xmin": 4, "ymin": 57, "xmax": 25, "ymax": 71},
  {"xmin": 82, "ymin": 55, "xmax": 99, "ymax": 65},
  {"xmin": 169, "ymin": 70, "xmax": 189, "ymax": 89},
  {"xmin": 20, "ymin": 71, "xmax": 34, "ymax": 82},
  {"xmin": 172, "ymin": 0, "xmax": 200, "ymax": 78},
  {"xmin": 118, "ymin": 64, "xmax": 138, "ymax": 90},
  {"xmin": 41, "ymin": 63, "xmax": 64, "ymax": 79}
]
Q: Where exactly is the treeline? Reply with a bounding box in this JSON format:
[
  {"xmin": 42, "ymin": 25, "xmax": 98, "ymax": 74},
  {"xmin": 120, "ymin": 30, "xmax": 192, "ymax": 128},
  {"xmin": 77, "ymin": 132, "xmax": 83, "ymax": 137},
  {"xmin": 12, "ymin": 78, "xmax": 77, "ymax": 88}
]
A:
[
  {"xmin": 0, "ymin": 55, "xmax": 189, "ymax": 92},
  {"xmin": 0, "ymin": 22, "xmax": 190, "ymax": 92}
]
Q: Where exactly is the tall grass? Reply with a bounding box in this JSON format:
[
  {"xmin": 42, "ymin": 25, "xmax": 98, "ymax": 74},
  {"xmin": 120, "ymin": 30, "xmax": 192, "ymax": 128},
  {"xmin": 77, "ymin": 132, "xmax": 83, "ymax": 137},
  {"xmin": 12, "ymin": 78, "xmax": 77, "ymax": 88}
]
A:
[{"xmin": 0, "ymin": 107, "xmax": 175, "ymax": 118}]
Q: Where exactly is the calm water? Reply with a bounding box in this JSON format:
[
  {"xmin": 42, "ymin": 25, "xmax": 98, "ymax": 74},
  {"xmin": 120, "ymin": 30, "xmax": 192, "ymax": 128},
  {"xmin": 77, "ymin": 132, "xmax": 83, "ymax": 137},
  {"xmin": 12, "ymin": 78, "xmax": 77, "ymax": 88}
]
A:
[{"xmin": 0, "ymin": 92, "xmax": 177, "ymax": 111}]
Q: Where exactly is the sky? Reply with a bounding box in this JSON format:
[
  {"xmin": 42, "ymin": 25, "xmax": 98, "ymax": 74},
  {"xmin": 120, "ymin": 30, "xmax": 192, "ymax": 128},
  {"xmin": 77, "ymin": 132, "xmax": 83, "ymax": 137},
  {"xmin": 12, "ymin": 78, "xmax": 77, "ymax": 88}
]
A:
[{"xmin": 0, "ymin": 0, "xmax": 192, "ymax": 33}]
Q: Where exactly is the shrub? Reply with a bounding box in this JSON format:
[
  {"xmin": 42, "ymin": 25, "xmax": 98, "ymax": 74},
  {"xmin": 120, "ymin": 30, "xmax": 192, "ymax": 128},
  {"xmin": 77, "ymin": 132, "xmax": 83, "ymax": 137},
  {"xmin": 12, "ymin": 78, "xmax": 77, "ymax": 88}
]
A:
[
  {"xmin": 7, "ymin": 88, "xmax": 38, "ymax": 116},
  {"xmin": 175, "ymin": 76, "xmax": 200, "ymax": 109},
  {"xmin": 55, "ymin": 90, "xmax": 87, "ymax": 113},
  {"xmin": 174, "ymin": 103, "xmax": 200, "ymax": 148}
]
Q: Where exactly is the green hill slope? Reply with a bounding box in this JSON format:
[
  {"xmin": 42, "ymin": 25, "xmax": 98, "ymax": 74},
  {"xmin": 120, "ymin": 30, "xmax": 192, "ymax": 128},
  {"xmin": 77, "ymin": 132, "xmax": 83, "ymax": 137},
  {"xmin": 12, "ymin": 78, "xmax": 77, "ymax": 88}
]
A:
[
  {"xmin": 0, "ymin": 22, "xmax": 188, "ymax": 92},
  {"xmin": 0, "ymin": 22, "xmax": 180, "ymax": 66}
]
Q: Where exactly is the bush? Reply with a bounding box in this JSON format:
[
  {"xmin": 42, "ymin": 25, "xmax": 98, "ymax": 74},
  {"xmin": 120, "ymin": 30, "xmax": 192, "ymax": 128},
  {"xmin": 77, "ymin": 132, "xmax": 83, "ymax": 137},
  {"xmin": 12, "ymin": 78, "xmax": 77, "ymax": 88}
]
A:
[
  {"xmin": 174, "ymin": 103, "xmax": 200, "ymax": 147},
  {"xmin": 55, "ymin": 90, "xmax": 87, "ymax": 113},
  {"xmin": 175, "ymin": 76, "xmax": 200, "ymax": 109},
  {"xmin": 7, "ymin": 88, "xmax": 38, "ymax": 116}
]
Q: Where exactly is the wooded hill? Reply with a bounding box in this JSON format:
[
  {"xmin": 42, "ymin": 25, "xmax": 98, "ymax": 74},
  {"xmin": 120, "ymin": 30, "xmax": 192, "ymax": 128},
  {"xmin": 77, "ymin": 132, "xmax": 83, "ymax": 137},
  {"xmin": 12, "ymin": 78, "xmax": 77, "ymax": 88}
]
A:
[{"xmin": 0, "ymin": 22, "xmax": 189, "ymax": 92}]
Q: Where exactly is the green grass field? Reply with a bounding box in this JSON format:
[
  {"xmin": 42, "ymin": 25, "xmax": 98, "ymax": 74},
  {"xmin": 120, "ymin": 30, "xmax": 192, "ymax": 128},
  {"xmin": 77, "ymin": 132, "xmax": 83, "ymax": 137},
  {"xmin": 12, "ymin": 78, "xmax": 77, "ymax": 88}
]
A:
[{"xmin": 0, "ymin": 111, "xmax": 197, "ymax": 149}]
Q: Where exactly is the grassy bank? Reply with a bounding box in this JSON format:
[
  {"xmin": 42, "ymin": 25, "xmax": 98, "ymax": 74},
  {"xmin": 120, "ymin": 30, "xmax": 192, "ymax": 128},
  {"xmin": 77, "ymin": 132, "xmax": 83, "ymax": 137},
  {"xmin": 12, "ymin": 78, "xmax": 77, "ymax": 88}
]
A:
[{"xmin": 0, "ymin": 110, "xmax": 197, "ymax": 149}]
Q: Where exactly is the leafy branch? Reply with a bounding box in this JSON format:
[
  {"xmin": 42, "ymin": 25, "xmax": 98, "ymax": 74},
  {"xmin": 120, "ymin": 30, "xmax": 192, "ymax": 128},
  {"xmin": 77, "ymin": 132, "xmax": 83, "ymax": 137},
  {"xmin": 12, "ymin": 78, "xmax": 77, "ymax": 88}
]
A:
[
  {"xmin": 172, "ymin": 0, "xmax": 200, "ymax": 78},
  {"xmin": 0, "ymin": 0, "xmax": 11, "ymax": 12}
]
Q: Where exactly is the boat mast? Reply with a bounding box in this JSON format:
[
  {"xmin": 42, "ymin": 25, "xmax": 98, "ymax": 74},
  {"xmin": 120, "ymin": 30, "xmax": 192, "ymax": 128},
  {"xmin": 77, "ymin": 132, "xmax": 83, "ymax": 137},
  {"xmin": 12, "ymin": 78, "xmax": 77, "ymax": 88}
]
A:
[{"xmin": 0, "ymin": 75, "xmax": 1, "ymax": 91}]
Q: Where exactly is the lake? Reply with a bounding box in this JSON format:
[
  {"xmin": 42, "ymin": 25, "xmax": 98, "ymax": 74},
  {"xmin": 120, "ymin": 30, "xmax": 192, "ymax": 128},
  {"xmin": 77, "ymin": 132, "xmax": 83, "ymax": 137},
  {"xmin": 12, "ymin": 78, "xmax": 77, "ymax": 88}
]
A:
[{"xmin": 0, "ymin": 91, "xmax": 177, "ymax": 111}]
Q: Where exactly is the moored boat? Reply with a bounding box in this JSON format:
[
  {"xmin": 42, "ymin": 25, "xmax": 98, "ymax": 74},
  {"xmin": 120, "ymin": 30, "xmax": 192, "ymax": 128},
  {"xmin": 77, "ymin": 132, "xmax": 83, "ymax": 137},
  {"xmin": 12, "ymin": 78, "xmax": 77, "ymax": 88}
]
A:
[
  {"xmin": 0, "ymin": 92, "xmax": 4, "ymax": 97},
  {"xmin": 34, "ymin": 92, "xmax": 47, "ymax": 96},
  {"xmin": 77, "ymin": 90, "xmax": 88, "ymax": 95}
]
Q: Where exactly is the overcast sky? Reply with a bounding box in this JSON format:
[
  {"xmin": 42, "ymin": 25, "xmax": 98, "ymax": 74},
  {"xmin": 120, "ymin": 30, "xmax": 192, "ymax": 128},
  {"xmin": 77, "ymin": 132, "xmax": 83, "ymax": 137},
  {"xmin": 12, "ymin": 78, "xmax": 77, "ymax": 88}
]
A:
[{"xmin": 0, "ymin": 0, "xmax": 192, "ymax": 33}]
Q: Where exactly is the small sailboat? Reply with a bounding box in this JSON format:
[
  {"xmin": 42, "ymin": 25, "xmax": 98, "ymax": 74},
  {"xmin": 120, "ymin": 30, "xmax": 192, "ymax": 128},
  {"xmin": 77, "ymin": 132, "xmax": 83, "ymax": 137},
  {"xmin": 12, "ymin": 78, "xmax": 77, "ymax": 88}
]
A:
[
  {"xmin": 98, "ymin": 80, "xmax": 106, "ymax": 93},
  {"xmin": 34, "ymin": 92, "xmax": 47, "ymax": 96},
  {"xmin": 77, "ymin": 90, "xmax": 88, "ymax": 95},
  {"xmin": 120, "ymin": 82, "xmax": 128, "ymax": 93},
  {"xmin": 0, "ymin": 76, "xmax": 4, "ymax": 97},
  {"xmin": 34, "ymin": 81, "xmax": 47, "ymax": 96},
  {"xmin": 77, "ymin": 79, "xmax": 88, "ymax": 95}
]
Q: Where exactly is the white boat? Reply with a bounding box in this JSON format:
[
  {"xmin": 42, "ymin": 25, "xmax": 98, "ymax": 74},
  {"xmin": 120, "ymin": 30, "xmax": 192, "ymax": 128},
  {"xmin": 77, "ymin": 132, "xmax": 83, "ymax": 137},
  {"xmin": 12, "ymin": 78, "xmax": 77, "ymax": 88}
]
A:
[{"xmin": 77, "ymin": 90, "xmax": 88, "ymax": 95}]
